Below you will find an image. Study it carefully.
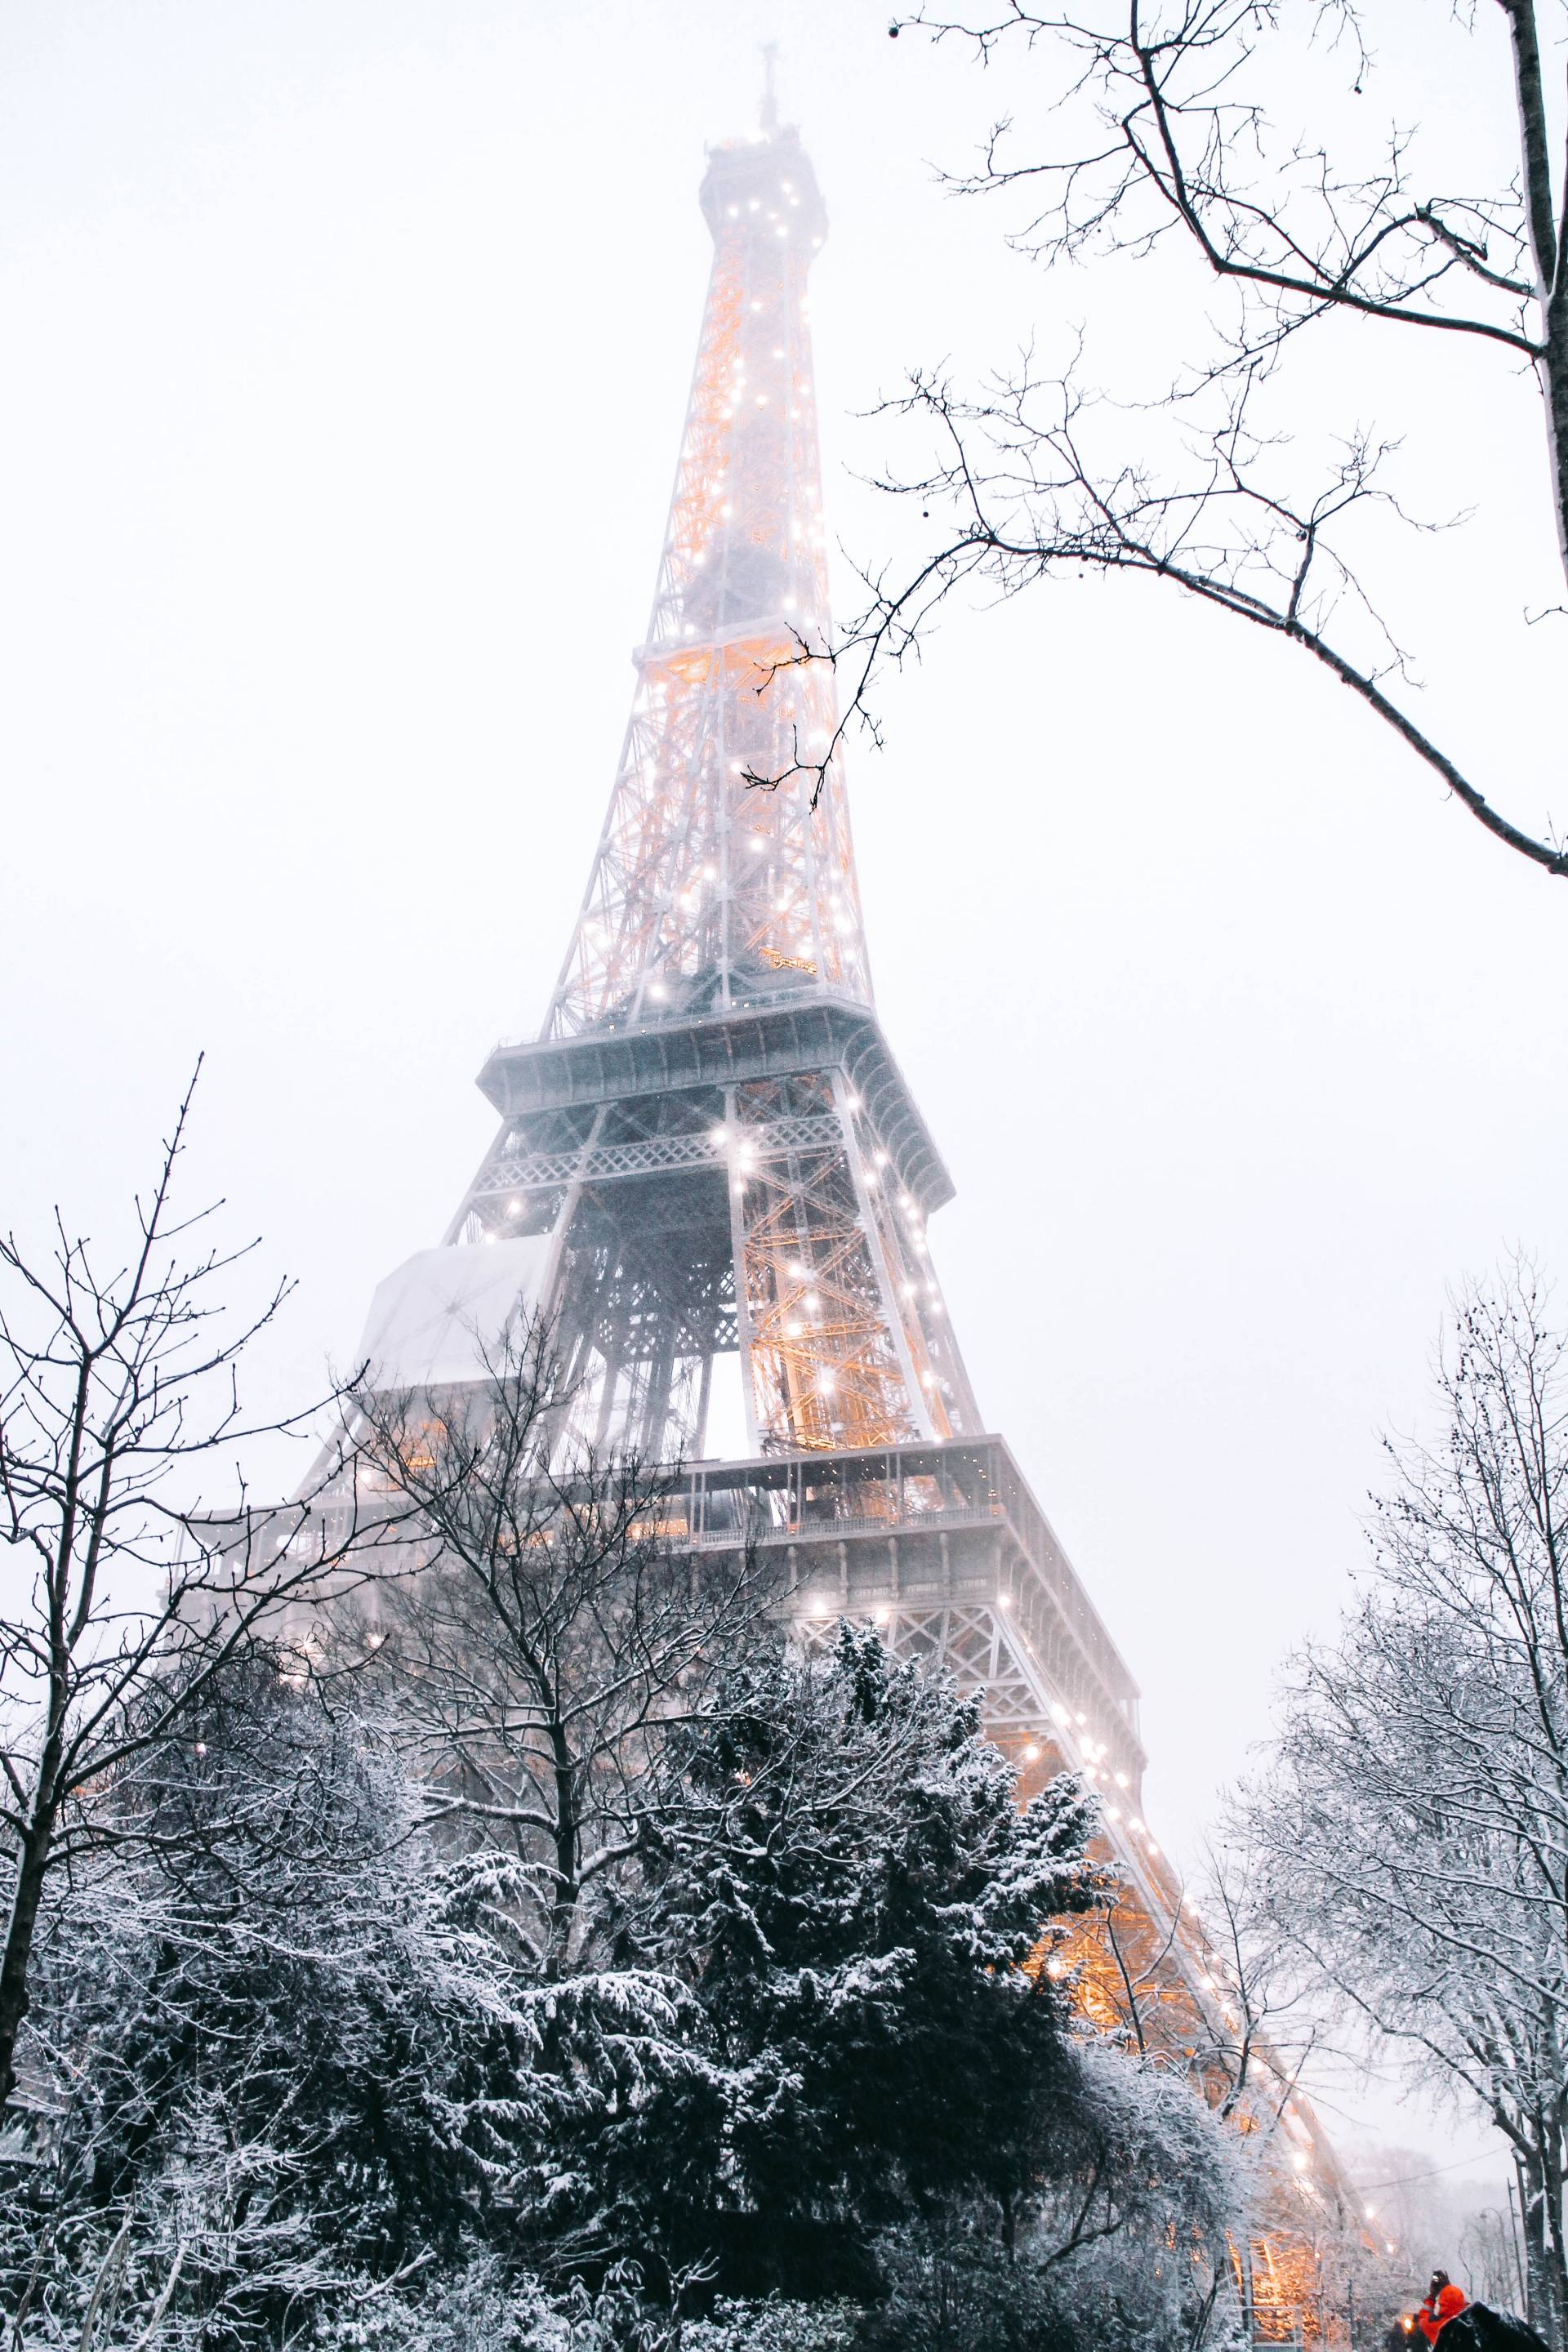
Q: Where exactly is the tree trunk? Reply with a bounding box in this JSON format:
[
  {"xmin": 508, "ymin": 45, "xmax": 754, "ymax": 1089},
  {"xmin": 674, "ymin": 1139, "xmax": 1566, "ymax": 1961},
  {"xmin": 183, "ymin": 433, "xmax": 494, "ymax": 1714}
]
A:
[
  {"xmin": 0, "ymin": 1825, "xmax": 53, "ymax": 2108},
  {"xmin": 1499, "ymin": 0, "xmax": 1568, "ymax": 587},
  {"xmin": 1543, "ymin": 295, "xmax": 1568, "ymax": 594},
  {"xmin": 1237, "ymin": 2238, "xmax": 1256, "ymax": 2347},
  {"xmin": 0, "ymin": 1640, "xmax": 70, "ymax": 2109},
  {"xmin": 1517, "ymin": 2145, "xmax": 1568, "ymax": 2349},
  {"xmin": 1541, "ymin": 2140, "xmax": 1568, "ymax": 2351},
  {"xmin": 547, "ymin": 1717, "xmax": 580, "ymax": 1978}
]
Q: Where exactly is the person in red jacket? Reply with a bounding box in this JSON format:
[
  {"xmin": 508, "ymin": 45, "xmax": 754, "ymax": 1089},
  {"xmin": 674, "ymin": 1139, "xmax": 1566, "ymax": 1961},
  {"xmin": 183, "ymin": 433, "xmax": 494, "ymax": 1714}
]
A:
[{"xmin": 1417, "ymin": 2272, "xmax": 1470, "ymax": 2343}]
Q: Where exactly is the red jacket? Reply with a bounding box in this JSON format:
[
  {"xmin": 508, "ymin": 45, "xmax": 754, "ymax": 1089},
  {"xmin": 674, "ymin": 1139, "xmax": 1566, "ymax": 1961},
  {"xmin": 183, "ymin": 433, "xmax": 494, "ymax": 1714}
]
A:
[{"xmin": 1418, "ymin": 2285, "xmax": 1468, "ymax": 2344}]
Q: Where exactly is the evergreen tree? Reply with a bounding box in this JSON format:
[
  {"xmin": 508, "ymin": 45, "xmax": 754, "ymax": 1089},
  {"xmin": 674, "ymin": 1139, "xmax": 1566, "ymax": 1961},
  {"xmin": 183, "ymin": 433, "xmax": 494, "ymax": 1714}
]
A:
[{"xmin": 595, "ymin": 1622, "xmax": 1106, "ymax": 2292}]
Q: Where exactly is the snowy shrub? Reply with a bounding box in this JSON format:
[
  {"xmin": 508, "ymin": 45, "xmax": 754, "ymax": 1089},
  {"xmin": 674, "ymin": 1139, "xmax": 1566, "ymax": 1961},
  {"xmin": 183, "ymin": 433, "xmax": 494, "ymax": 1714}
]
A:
[
  {"xmin": 303, "ymin": 2253, "xmax": 560, "ymax": 2352},
  {"xmin": 305, "ymin": 2261, "xmax": 846, "ymax": 2352},
  {"xmin": 863, "ymin": 2212, "xmax": 1247, "ymax": 2352},
  {"xmin": 1027, "ymin": 2040, "xmax": 1246, "ymax": 2351},
  {"xmin": 859, "ymin": 2041, "xmax": 1247, "ymax": 2352},
  {"xmin": 682, "ymin": 2297, "xmax": 861, "ymax": 2352},
  {"xmin": 3, "ymin": 1659, "xmax": 550, "ymax": 2345}
]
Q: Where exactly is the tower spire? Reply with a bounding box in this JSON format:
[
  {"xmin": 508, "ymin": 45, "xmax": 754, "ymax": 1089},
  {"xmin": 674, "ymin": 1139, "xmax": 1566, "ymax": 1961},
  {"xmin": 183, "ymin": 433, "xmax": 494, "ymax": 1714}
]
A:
[
  {"xmin": 760, "ymin": 40, "xmax": 780, "ymax": 136},
  {"xmin": 542, "ymin": 116, "xmax": 863, "ymax": 1045}
]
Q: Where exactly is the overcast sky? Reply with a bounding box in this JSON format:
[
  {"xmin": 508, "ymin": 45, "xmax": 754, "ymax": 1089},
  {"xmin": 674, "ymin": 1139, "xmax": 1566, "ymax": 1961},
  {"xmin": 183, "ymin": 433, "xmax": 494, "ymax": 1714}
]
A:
[{"xmin": 3, "ymin": 0, "xmax": 1563, "ymax": 2183}]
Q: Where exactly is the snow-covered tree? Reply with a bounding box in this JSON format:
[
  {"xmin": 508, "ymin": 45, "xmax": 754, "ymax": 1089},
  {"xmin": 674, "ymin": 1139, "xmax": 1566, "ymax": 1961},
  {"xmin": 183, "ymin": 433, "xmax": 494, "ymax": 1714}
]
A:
[
  {"xmin": 348, "ymin": 1319, "xmax": 764, "ymax": 1976},
  {"xmin": 0, "ymin": 1074, "xmax": 391, "ymax": 2111},
  {"xmin": 3, "ymin": 1654, "xmax": 546, "ymax": 2349},
  {"xmin": 1239, "ymin": 1263, "xmax": 1568, "ymax": 2345},
  {"xmin": 861, "ymin": 2041, "xmax": 1246, "ymax": 2352},
  {"xmin": 593, "ymin": 1620, "xmax": 1107, "ymax": 2292}
]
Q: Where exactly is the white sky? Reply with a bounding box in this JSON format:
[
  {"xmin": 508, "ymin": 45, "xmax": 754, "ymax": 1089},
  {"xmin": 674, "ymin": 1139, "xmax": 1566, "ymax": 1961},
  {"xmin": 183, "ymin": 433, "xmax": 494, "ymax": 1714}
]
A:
[{"xmin": 2, "ymin": 0, "xmax": 1562, "ymax": 2194}]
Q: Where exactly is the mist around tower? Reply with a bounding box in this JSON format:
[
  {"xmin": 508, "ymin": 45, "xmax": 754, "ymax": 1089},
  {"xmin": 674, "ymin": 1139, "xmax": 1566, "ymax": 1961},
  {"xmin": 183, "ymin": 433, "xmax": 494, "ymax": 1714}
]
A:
[{"xmin": 1, "ymin": 8, "xmax": 1565, "ymax": 2352}]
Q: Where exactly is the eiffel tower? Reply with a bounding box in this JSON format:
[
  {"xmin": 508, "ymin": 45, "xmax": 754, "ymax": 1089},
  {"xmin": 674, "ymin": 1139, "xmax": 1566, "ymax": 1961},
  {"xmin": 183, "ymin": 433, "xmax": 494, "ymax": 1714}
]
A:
[
  {"xmin": 411, "ymin": 92, "xmax": 1151, "ymax": 1813},
  {"xmin": 353, "ymin": 85, "xmax": 1355, "ymax": 2328}
]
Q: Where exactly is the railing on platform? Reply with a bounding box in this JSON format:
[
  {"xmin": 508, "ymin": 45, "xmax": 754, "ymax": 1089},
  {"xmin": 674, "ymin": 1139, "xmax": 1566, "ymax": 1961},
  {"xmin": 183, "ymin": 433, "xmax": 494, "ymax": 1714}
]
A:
[
  {"xmin": 688, "ymin": 1499, "xmax": 1001, "ymax": 1549},
  {"xmin": 674, "ymin": 1433, "xmax": 1140, "ymax": 1727}
]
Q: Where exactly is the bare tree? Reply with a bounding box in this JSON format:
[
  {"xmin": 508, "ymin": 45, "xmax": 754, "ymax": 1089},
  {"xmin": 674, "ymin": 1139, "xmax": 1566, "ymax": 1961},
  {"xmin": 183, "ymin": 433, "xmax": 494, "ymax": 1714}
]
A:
[
  {"xmin": 349, "ymin": 1321, "xmax": 768, "ymax": 1977},
  {"xmin": 1238, "ymin": 1261, "xmax": 1568, "ymax": 2344},
  {"xmin": 0, "ymin": 1070, "xmax": 385, "ymax": 2109},
  {"xmin": 1183, "ymin": 1849, "xmax": 1322, "ymax": 2132},
  {"xmin": 760, "ymin": 0, "xmax": 1567, "ymax": 878},
  {"xmin": 1067, "ymin": 1848, "xmax": 1371, "ymax": 2340},
  {"xmin": 1461, "ymin": 2199, "xmax": 1529, "ymax": 2312}
]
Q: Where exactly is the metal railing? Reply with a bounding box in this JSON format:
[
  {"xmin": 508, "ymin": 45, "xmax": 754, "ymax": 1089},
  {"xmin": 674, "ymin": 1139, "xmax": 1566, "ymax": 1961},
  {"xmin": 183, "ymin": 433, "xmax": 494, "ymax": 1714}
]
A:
[{"xmin": 688, "ymin": 1498, "xmax": 1000, "ymax": 1550}]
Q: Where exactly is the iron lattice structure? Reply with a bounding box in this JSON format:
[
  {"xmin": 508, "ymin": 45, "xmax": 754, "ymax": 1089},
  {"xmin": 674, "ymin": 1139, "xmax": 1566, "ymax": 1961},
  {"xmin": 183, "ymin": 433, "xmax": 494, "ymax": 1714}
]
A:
[
  {"xmin": 447, "ymin": 118, "xmax": 974, "ymax": 1469},
  {"xmin": 403, "ymin": 103, "xmax": 1359, "ymax": 2322},
  {"xmin": 434, "ymin": 100, "xmax": 1174, "ymax": 1838}
]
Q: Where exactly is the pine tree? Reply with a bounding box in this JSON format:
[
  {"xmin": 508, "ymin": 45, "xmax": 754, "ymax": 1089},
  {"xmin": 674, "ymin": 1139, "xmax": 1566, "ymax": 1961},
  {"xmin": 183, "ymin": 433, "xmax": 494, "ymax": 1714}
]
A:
[{"xmin": 593, "ymin": 1622, "xmax": 1106, "ymax": 2292}]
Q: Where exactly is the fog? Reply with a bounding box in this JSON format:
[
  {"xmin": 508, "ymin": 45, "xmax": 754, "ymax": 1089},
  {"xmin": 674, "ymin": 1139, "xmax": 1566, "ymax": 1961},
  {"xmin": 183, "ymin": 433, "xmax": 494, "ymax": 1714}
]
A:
[{"xmin": 2, "ymin": 0, "xmax": 1563, "ymax": 2186}]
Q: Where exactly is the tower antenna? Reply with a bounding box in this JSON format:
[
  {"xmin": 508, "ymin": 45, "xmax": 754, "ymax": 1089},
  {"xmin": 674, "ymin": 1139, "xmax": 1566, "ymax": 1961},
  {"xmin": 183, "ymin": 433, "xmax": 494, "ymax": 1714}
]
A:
[{"xmin": 760, "ymin": 39, "xmax": 779, "ymax": 135}]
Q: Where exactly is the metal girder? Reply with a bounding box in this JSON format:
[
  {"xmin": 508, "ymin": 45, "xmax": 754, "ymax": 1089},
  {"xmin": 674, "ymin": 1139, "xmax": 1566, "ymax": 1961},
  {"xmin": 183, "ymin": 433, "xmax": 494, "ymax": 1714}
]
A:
[
  {"xmin": 672, "ymin": 1432, "xmax": 1146, "ymax": 1788},
  {"xmin": 470, "ymin": 1112, "xmax": 843, "ymax": 1200},
  {"xmin": 479, "ymin": 996, "xmax": 954, "ymax": 1216}
]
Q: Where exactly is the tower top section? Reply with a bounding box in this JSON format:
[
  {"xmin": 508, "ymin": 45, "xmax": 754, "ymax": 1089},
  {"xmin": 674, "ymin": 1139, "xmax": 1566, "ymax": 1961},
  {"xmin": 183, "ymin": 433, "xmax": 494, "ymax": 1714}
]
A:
[
  {"xmin": 534, "ymin": 114, "xmax": 870, "ymax": 1043},
  {"xmin": 699, "ymin": 123, "xmax": 828, "ymax": 256}
]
